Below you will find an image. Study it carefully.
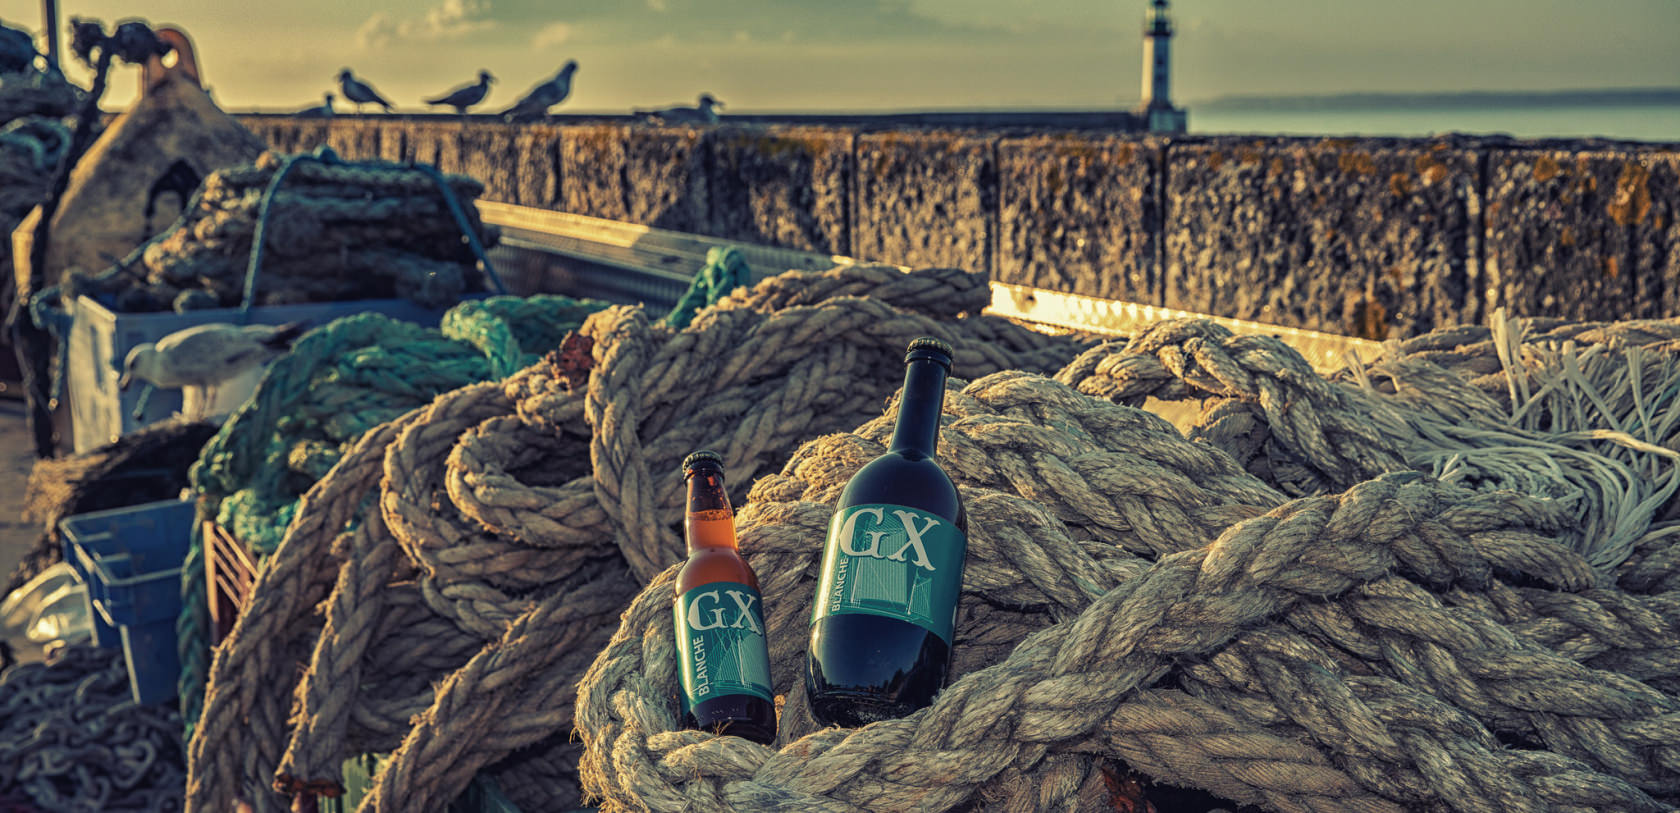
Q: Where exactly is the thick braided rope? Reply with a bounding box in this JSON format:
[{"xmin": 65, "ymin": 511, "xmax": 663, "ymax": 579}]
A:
[
  {"xmin": 183, "ymin": 266, "xmax": 1089, "ymax": 811},
  {"xmin": 357, "ymin": 567, "xmax": 640, "ymax": 812},
  {"xmin": 484, "ymin": 738, "xmax": 590, "ymax": 812},
  {"xmin": 266, "ymin": 381, "xmax": 545, "ymax": 799},
  {"xmin": 1054, "ymin": 320, "xmax": 1417, "ymax": 492},
  {"xmin": 721, "ymin": 263, "xmax": 982, "ymax": 316},
  {"xmin": 271, "ymin": 506, "xmax": 406, "ymax": 798},
  {"xmin": 1063, "ymin": 317, "xmax": 1680, "ymax": 572},
  {"xmin": 579, "ymin": 391, "xmax": 1672, "ymax": 813},
  {"xmin": 343, "ymin": 279, "xmax": 1087, "ymax": 809},
  {"xmin": 190, "ymin": 263, "xmax": 1680, "ymax": 809},
  {"xmin": 1381, "ymin": 315, "xmax": 1680, "ymax": 397},
  {"xmin": 178, "ymin": 297, "xmax": 608, "ymax": 737},
  {"xmin": 184, "ymin": 410, "xmax": 425, "ymax": 813}
]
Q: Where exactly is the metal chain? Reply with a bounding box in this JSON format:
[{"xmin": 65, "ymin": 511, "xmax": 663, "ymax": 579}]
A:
[{"xmin": 0, "ymin": 645, "xmax": 185, "ymax": 811}]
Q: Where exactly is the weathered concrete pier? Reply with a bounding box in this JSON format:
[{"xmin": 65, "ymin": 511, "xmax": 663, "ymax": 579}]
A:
[{"xmin": 238, "ymin": 115, "xmax": 1679, "ymax": 340}]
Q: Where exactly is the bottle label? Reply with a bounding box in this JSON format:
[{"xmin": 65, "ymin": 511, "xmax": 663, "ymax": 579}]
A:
[
  {"xmin": 811, "ymin": 503, "xmax": 968, "ymax": 643},
  {"xmin": 674, "ymin": 581, "xmax": 773, "ymax": 710}
]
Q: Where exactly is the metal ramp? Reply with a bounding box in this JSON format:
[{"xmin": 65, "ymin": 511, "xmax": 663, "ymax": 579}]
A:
[{"xmin": 476, "ymin": 200, "xmax": 1383, "ymax": 372}]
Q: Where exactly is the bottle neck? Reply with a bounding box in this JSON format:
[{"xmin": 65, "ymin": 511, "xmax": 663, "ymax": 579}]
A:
[
  {"xmin": 684, "ymin": 469, "xmax": 737, "ymax": 553},
  {"xmin": 889, "ymin": 358, "xmax": 949, "ymax": 456}
]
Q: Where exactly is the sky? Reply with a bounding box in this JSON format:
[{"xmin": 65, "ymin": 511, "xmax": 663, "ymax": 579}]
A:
[{"xmin": 1, "ymin": 0, "xmax": 1676, "ymax": 114}]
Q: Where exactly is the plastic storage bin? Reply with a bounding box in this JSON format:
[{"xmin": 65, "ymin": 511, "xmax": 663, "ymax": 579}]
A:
[
  {"xmin": 66, "ymin": 294, "xmax": 466, "ymax": 453},
  {"xmin": 58, "ymin": 498, "xmax": 196, "ymax": 704}
]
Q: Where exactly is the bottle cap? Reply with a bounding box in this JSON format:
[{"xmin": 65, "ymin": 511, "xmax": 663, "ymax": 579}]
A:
[
  {"xmin": 682, "ymin": 450, "xmax": 724, "ymax": 474},
  {"xmin": 905, "ymin": 336, "xmax": 953, "ymax": 369}
]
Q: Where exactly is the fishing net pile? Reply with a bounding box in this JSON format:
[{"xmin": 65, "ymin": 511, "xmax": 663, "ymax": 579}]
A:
[
  {"xmin": 63, "ymin": 149, "xmax": 500, "ymax": 314},
  {"xmin": 181, "ymin": 260, "xmax": 1680, "ymax": 812},
  {"xmin": 0, "ymin": 70, "xmax": 79, "ymax": 323}
]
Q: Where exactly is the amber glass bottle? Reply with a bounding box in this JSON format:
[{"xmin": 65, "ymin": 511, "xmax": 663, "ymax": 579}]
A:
[
  {"xmin": 672, "ymin": 450, "xmax": 776, "ymax": 744},
  {"xmin": 806, "ymin": 337, "xmax": 968, "ymax": 726}
]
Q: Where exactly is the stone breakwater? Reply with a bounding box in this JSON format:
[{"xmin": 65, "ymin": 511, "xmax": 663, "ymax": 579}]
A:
[{"xmin": 237, "ymin": 115, "xmax": 1680, "ymax": 340}]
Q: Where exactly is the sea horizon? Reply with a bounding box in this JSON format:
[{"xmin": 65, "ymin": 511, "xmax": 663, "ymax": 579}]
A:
[{"xmin": 1185, "ymin": 87, "xmax": 1676, "ymax": 143}]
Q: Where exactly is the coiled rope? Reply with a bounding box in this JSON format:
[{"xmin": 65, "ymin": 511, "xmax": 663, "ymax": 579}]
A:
[
  {"xmin": 174, "ymin": 293, "xmax": 613, "ymax": 738},
  {"xmin": 181, "ymin": 264, "xmax": 1090, "ymax": 812},
  {"xmin": 183, "ymin": 261, "xmax": 1680, "ymax": 812},
  {"xmin": 578, "ymin": 312, "xmax": 1680, "ymax": 812}
]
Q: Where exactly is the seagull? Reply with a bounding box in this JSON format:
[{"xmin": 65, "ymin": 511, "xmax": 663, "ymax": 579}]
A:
[
  {"xmin": 296, "ymin": 92, "xmax": 334, "ymax": 118},
  {"xmin": 120, "ymin": 322, "xmax": 307, "ymax": 418},
  {"xmin": 426, "ymin": 69, "xmax": 494, "ymax": 115},
  {"xmin": 337, "ymin": 68, "xmax": 394, "ymax": 114},
  {"xmin": 0, "ymin": 19, "xmax": 38, "ymax": 74},
  {"xmin": 637, "ymin": 93, "xmax": 724, "ymax": 125},
  {"xmin": 500, "ymin": 60, "xmax": 578, "ymax": 122}
]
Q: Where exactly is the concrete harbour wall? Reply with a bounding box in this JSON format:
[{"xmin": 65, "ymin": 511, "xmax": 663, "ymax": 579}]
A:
[{"xmin": 236, "ymin": 115, "xmax": 1680, "ymax": 339}]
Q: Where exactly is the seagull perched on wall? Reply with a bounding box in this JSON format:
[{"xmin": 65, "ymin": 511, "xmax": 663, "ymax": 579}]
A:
[
  {"xmin": 500, "ymin": 60, "xmax": 578, "ymax": 122},
  {"xmin": 120, "ymin": 322, "xmax": 307, "ymax": 418},
  {"xmin": 426, "ymin": 69, "xmax": 494, "ymax": 115},
  {"xmin": 296, "ymin": 92, "xmax": 334, "ymax": 118},
  {"xmin": 337, "ymin": 68, "xmax": 394, "ymax": 114},
  {"xmin": 637, "ymin": 93, "xmax": 724, "ymax": 125}
]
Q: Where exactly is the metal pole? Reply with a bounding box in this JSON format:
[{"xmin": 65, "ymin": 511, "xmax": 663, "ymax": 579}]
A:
[{"xmin": 40, "ymin": 0, "xmax": 58, "ymax": 69}]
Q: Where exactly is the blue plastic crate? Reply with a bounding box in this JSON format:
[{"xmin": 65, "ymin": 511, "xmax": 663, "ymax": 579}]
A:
[
  {"xmin": 58, "ymin": 498, "xmax": 196, "ymax": 704},
  {"xmin": 66, "ymin": 295, "xmax": 468, "ymax": 453},
  {"xmin": 118, "ymin": 616, "xmax": 182, "ymax": 706},
  {"xmin": 58, "ymin": 529, "xmax": 120, "ymax": 647}
]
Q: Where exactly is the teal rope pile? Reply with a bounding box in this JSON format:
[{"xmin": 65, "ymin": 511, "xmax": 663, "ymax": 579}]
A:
[
  {"xmin": 444, "ymin": 295, "xmax": 608, "ymax": 380},
  {"xmin": 175, "ymin": 294, "xmax": 609, "ymax": 735},
  {"xmin": 664, "ymin": 246, "xmax": 752, "ymax": 329}
]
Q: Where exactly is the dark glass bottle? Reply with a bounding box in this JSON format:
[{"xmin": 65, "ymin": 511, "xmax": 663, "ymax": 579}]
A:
[
  {"xmin": 673, "ymin": 450, "xmax": 777, "ymax": 744},
  {"xmin": 806, "ymin": 337, "xmax": 968, "ymax": 726}
]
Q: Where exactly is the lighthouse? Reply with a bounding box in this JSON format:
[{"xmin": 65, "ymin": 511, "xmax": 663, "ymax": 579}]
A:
[{"xmin": 1138, "ymin": 0, "xmax": 1188, "ymax": 133}]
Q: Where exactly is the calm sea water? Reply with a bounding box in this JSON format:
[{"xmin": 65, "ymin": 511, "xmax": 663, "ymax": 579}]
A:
[{"xmin": 1190, "ymin": 104, "xmax": 1680, "ymax": 144}]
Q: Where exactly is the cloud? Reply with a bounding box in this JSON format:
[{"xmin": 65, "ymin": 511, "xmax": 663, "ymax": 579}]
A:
[
  {"xmin": 356, "ymin": 0, "xmax": 497, "ymax": 49},
  {"xmin": 392, "ymin": 0, "xmax": 1002, "ymax": 48},
  {"xmin": 531, "ymin": 22, "xmax": 573, "ymax": 49},
  {"xmin": 355, "ymin": 13, "xmax": 398, "ymax": 50}
]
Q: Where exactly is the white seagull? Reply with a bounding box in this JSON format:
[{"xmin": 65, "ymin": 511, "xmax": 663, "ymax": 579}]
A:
[
  {"xmin": 337, "ymin": 68, "xmax": 394, "ymax": 114},
  {"xmin": 637, "ymin": 93, "xmax": 724, "ymax": 125},
  {"xmin": 500, "ymin": 60, "xmax": 578, "ymax": 122},
  {"xmin": 120, "ymin": 322, "xmax": 307, "ymax": 418},
  {"xmin": 426, "ymin": 69, "xmax": 495, "ymax": 115}
]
